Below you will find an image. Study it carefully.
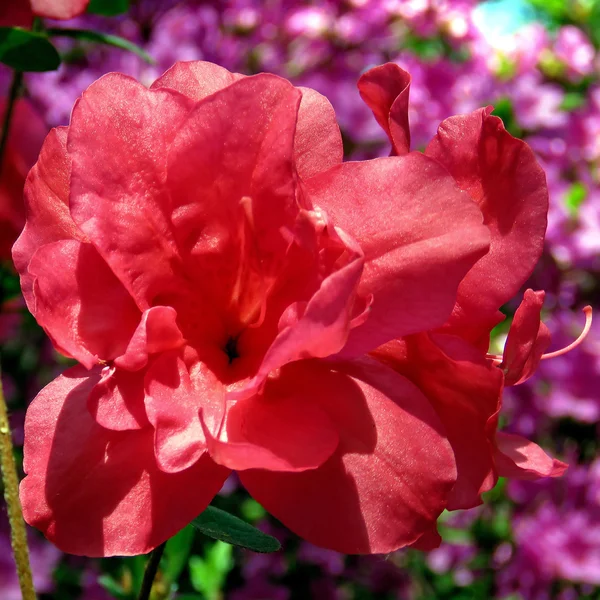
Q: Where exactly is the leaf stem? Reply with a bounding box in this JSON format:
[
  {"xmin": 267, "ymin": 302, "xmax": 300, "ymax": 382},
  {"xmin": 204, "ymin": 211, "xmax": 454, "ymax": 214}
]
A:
[
  {"xmin": 0, "ymin": 368, "xmax": 36, "ymax": 600},
  {"xmin": 0, "ymin": 69, "xmax": 23, "ymax": 177},
  {"xmin": 138, "ymin": 541, "xmax": 167, "ymax": 600}
]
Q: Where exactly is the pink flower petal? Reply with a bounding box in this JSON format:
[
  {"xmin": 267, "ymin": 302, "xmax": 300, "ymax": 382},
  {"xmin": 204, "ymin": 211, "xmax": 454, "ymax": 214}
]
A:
[
  {"xmin": 0, "ymin": 3, "xmax": 33, "ymax": 26},
  {"xmin": 144, "ymin": 351, "xmax": 218, "ymax": 473},
  {"xmin": 241, "ymin": 234, "xmax": 364, "ymax": 394},
  {"xmin": 203, "ymin": 363, "xmax": 339, "ymax": 472},
  {"xmin": 151, "ymin": 60, "xmax": 244, "ymax": 101},
  {"xmin": 494, "ymin": 432, "xmax": 567, "ymax": 480},
  {"xmin": 21, "ymin": 366, "xmax": 229, "ymax": 557},
  {"xmin": 115, "ymin": 306, "xmax": 186, "ymax": 371},
  {"xmin": 358, "ymin": 62, "xmax": 411, "ymax": 155},
  {"xmin": 374, "ymin": 334, "xmax": 502, "ymax": 510},
  {"xmin": 165, "ymin": 74, "xmax": 302, "ymax": 334},
  {"xmin": 153, "ymin": 62, "xmax": 342, "ymax": 182},
  {"xmin": 68, "ymin": 74, "xmax": 195, "ymax": 309},
  {"xmin": 30, "ymin": 0, "xmax": 89, "ymax": 19},
  {"xmin": 88, "ymin": 366, "xmax": 149, "ymax": 431},
  {"xmin": 27, "ymin": 239, "xmax": 140, "ymax": 368},
  {"xmin": 295, "ymin": 86, "xmax": 343, "ymax": 179},
  {"xmin": 308, "ymin": 155, "xmax": 490, "ymax": 355},
  {"xmin": 426, "ymin": 108, "xmax": 548, "ymax": 331},
  {"xmin": 241, "ymin": 359, "xmax": 456, "ymax": 554},
  {"xmin": 13, "ymin": 127, "xmax": 84, "ymax": 311},
  {"xmin": 501, "ymin": 289, "xmax": 551, "ymax": 386}
]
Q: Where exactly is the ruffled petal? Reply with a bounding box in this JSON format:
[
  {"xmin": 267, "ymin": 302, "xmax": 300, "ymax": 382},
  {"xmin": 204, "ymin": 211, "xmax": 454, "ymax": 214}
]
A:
[
  {"xmin": 500, "ymin": 289, "xmax": 551, "ymax": 386},
  {"xmin": 152, "ymin": 62, "xmax": 342, "ymax": 182},
  {"xmin": 357, "ymin": 62, "xmax": 411, "ymax": 155},
  {"xmin": 204, "ymin": 362, "xmax": 339, "ymax": 472},
  {"xmin": 27, "ymin": 239, "xmax": 140, "ymax": 368},
  {"xmin": 409, "ymin": 525, "xmax": 442, "ymax": 551},
  {"xmin": 13, "ymin": 127, "xmax": 84, "ymax": 310},
  {"xmin": 307, "ymin": 155, "xmax": 490, "ymax": 355},
  {"xmin": 150, "ymin": 60, "xmax": 244, "ymax": 100},
  {"xmin": 144, "ymin": 351, "xmax": 218, "ymax": 473},
  {"xmin": 68, "ymin": 74, "xmax": 195, "ymax": 309},
  {"xmin": 87, "ymin": 366, "xmax": 149, "ymax": 431},
  {"xmin": 241, "ymin": 359, "xmax": 456, "ymax": 554},
  {"xmin": 295, "ymin": 87, "xmax": 343, "ymax": 179},
  {"xmin": 239, "ymin": 236, "xmax": 363, "ymax": 396},
  {"xmin": 426, "ymin": 108, "xmax": 548, "ymax": 330},
  {"xmin": 115, "ymin": 306, "xmax": 186, "ymax": 371},
  {"xmin": 166, "ymin": 73, "xmax": 301, "ymax": 258},
  {"xmin": 21, "ymin": 366, "xmax": 229, "ymax": 557},
  {"xmin": 494, "ymin": 432, "xmax": 567, "ymax": 480},
  {"xmin": 165, "ymin": 73, "xmax": 302, "ymax": 327},
  {"xmin": 373, "ymin": 334, "xmax": 502, "ymax": 510},
  {"xmin": 30, "ymin": 0, "xmax": 89, "ymax": 19}
]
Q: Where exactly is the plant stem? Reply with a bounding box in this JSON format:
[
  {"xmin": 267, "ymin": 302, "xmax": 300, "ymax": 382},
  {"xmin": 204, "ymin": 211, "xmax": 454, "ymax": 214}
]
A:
[
  {"xmin": 0, "ymin": 369, "xmax": 36, "ymax": 600},
  {"xmin": 0, "ymin": 69, "xmax": 24, "ymax": 177},
  {"xmin": 138, "ymin": 541, "xmax": 167, "ymax": 600}
]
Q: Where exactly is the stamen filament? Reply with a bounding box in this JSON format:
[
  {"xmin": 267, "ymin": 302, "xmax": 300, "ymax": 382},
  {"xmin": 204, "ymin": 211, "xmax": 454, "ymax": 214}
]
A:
[{"xmin": 540, "ymin": 305, "xmax": 593, "ymax": 360}]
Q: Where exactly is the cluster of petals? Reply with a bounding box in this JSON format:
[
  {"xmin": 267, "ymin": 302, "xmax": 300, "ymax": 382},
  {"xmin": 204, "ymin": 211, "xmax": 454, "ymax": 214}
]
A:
[
  {"xmin": 0, "ymin": 0, "xmax": 89, "ymax": 27},
  {"xmin": 15, "ymin": 59, "xmax": 564, "ymax": 558}
]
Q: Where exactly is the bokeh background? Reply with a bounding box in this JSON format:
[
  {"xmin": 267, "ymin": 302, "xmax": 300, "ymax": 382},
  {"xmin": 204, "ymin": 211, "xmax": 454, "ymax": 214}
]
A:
[{"xmin": 1, "ymin": 1, "xmax": 600, "ymax": 598}]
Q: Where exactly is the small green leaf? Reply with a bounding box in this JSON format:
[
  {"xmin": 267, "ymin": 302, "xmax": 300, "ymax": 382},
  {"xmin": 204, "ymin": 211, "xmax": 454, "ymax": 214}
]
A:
[
  {"xmin": 189, "ymin": 542, "xmax": 233, "ymax": 600},
  {"xmin": 240, "ymin": 498, "xmax": 267, "ymax": 523},
  {"xmin": 88, "ymin": 0, "xmax": 130, "ymax": 16},
  {"xmin": 191, "ymin": 506, "xmax": 281, "ymax": 553},
  {"xmin": 0, "ymin": 27, "xmax": 60, "ymax": 72},
  {"xmin": 564, "ymin": 181, "xmax": 587, "ymax": 217},
  {"xmin": 560, "ymin": 91, "xmax": 586, "ymax": 112},
  {"xmin": 46, "ymin": 28, "xmax": 154, "ymax": 64}
]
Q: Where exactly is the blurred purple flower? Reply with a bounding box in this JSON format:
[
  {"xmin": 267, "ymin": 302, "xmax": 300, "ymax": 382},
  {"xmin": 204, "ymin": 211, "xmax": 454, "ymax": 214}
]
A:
[
  {"xmin": 0, "ymin": 511, "xmax": 61, "ymax": 600},
  {"xmin": 554, "ymin": 26, "xmax": 595, "ymax": 80}
]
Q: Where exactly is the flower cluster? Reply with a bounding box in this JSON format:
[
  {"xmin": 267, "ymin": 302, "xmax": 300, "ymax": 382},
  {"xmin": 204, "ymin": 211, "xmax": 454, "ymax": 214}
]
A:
[{"xmin": 14, "ymin": 59, "xmax": 568, "ymax": 558}]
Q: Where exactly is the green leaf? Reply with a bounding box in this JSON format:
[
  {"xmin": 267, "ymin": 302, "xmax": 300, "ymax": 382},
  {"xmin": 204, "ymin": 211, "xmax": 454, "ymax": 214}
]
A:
[
  {"xmin": 189, "ymin": 542, "xmax": 233, "ymax": 600},
  {"xmin": 88, "ymin": 0, "xmax": 130, "ymax": 16},
  {"xmin": 0, "ymin": 28, "xmax": 60, "ymax": 72},
  {"xmin": 240, "ymin": 498, "xmax": 267, "ymax": 523},
  {"xmin": 564, "ymin": 181, "xmax": 587, "ymax": 217},
  {"xmin": 191, "ymin": 506, "xmax": 281, "ymax": 553},
  {"xmin": 46, "ymin": 28, "xmax": 154, "ymax": 64},
  {"xmin": 560, "ymin": 91, "xmax": 586, "ymax": 112}
]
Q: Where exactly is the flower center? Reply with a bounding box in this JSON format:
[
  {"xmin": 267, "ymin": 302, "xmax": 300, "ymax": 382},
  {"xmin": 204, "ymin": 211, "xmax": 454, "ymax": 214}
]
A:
[{"xmin": 224, "ymin": 335, "xmax": 240, "ymax": 364}]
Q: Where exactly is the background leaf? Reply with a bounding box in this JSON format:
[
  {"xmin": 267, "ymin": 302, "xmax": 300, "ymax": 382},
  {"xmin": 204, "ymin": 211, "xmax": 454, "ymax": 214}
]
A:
[
  {"xmin": 47, "ymin": 28, "xmax": 154, "ymax": 64},
  {"xmin": 189, "ymin": 542, "xmax": 233, "ymax": 600},
  {"xmin": 87, "ymin": 0, "xmax": 130, "ymax": 16},
  {"xmin": 0, "ymin": 28, "xmax": 60, "ymax": 72},
  {"xmin": 191, "ymin": 506, "xmax": 281, "ymax": 553}
]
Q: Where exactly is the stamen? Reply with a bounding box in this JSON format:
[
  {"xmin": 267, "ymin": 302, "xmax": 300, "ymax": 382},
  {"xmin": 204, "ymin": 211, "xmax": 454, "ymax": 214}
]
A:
[
  {"xmin": 541, "ymin": 305, "xmax": 592, "ymax": 360},
  {"xmin": 485, "ymin": 305, "xmax": 593, "ymax": 363}
]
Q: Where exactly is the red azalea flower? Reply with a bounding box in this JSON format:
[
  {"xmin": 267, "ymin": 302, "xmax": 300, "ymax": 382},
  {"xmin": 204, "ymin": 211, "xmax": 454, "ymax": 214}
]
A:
[
  {"xmin": 14, "ymin": 61, "xmax": 492, "ymax": 557},
  {"xmin": 0, "ymin": 98, "xmax": 47, "ymax": 262},
  {"xmin": 0, "ymin": 0, "xmax": 89, "ymax": 26},
  {"xmin": 361, "ymin": 63, "xmax": 582, "ymax": 514}
]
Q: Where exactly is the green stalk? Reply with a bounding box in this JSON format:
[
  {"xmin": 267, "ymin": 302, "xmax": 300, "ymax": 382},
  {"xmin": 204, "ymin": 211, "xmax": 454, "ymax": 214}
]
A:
[
  {"xmin": 138, "ymin": 541, "xmax": 167, "ymax": 600},
  {"xmin": 0, "ymin": 369, "xmax": 36, "ymax": 600}
]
